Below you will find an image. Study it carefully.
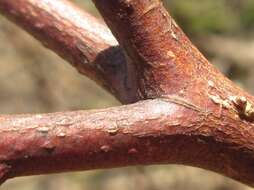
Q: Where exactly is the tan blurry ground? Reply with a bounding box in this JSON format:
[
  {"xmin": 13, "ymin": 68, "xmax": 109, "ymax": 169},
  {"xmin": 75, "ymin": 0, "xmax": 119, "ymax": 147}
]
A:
[{"xmin": 0, "ymin": 1, "xmax": 254, "ymax": 190}]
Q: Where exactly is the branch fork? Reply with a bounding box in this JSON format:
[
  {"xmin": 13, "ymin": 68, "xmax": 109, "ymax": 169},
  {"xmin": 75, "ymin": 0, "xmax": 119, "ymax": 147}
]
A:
[{"xmin": 0, "ymin": 0, "xmax": 254, "ymax": 187}]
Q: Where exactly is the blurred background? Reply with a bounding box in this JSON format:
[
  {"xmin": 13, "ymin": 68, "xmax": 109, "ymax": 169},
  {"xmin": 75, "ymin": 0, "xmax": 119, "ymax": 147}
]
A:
[{"xmin": 1, "ymin": 0, "xmax": 254, "ymax": 189}]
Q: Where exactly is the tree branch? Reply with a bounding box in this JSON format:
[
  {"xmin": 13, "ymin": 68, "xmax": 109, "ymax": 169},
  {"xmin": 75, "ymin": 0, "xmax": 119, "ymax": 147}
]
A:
[
  {"xmin": 0, "ymin": 0, "xmax": 138, "ymax": 103},
  {"xmin": 92, "ymin": 0, "xmax": 252, "ymax": 102},
  {"xmin": 0, "ymin": 99, "xmax": 197, "ymax": 183},
  {"xmin": 91, "ymin": 0, "xmax": 254, "ymax": 186},
  {"xmin": 1, "ymin": 98, "xmax": 254, "ymax": 186},
  {"xmin": 1, "ymin": 0, "xmax": 254, "ymax": 188}
]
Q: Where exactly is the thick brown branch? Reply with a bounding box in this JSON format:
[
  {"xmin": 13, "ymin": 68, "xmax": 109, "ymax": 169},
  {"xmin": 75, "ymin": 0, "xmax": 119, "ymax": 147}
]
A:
[
  {"xmin": 1, "ymin": 0, "xmax": 254, "ymax": 188},
  {"xmin": 92, "ymin": 0, "xmax": 253, "ymax": 103},
  {"xmin": 92, "ymin": 0, "xmax": 254, "ymax": 186},
  {"xmin": 1, "ymin": 99, "xmax": 254, "ymax": 186},
  {"xmin": 0, "ymin": 0, "xmax": 138, "ymax": 103}
]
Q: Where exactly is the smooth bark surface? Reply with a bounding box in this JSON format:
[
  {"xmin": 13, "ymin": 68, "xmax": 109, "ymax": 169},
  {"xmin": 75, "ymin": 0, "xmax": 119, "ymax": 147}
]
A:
[{"xmin": 1, "ymin": 0, "xmax": 254, "ymax": 188}]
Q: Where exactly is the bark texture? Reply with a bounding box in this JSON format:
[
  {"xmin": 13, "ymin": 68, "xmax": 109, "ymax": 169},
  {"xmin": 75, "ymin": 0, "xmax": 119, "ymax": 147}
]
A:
[
  {"xmin": 0, "ymin": 0, "xmax": 138, "ymax": 103},
  {"xmin": 1, "ymin": 0, "xmax": 254, "ymax": 187}
]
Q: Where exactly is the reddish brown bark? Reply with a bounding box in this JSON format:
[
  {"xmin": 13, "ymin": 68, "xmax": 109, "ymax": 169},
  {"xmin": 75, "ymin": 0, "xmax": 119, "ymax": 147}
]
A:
[
  {"xmin": 1, "ymin": 0, "xmax": 254, "ymax": 188},
  {"xmin": 0, "ymin": 97, "xmax": 254, "ymax": 186},
  {"xmin": 0, "ymin": 0, "xmax": 138, "ymax": 103}
]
